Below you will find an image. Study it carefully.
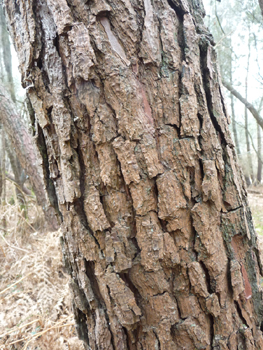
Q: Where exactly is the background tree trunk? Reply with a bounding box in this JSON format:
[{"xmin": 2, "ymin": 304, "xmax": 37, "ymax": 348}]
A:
[
  {"xmin": 0, "ymin": 84, "xmax": 59, "ymax": 230},
  {"xmin": 257, "ymin": 122, "xmax": 262, "ymax": 184},
  {"xmin": 0, "ymin": 126, "xmax": 6, "ymax": 230},
  {"xmin": 230, "ymin": 73, "xmax": 240, "ymax": 156},
  {"xmin": 0, "ymin": 3, "xmax": 15, "ymax": 101},
  {"xmin": 244, "ymin": 34, "xmax": 254, "ymax": 185},
  {"xmin": 0, "ymin": 2, "xmax": 27, "ymax": 207},
  {"xmin": 3, "ymin": 0, "xmax": 263, "ymax": 348}
]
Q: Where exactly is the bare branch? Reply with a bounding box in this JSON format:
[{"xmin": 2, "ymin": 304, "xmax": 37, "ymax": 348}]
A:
[{"xmin": 222, "ymin": 79, "xmax": 263, "ymax": 130}]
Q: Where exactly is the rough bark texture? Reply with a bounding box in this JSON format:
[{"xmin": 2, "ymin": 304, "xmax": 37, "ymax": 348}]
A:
[
  {"xmin": 3, "ymin": 0, "xmax": 263, "ymax": 348},
  {"xmin": 0, "ymin": 84, "xmax": 59, "ymax": 229}
]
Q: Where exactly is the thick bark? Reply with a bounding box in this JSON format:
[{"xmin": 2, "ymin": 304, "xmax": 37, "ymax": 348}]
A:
[
  {"xmin": 4, "ymin": 0, "xmax": 263, "ymax": 349},
  {"xmin": 0, "ymin": 84, "xmax": 59, "ymax": 230}
]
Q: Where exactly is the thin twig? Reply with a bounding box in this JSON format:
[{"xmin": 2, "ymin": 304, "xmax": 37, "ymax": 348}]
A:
[
  {"xmin": 0, "ymin": 232, "xmax": 29, "ymax": 253},
  {"xmin": 6, "ymin": 315, "xmax": 74, "ymax": 346},
  {"xmin": 0, "ymin": 319, "xmax": 40, "ymax": 338},
  {"xmin": 16, "ymin": 209, "xmax": 36, "ymax": 231},
  {"xmin": 0, "ymin": 273, "xmax": 32, "ymax": 296},
  {"xmin": 215, "ymin": 0, "xmax": 225, "ymax": 34},
  {"xmin": 0, "ymin": 244, "xmax": 5, "ymax": 257},
  {"xmin": 215, "ymin": 29, "xmax": 235, "ymax": 49},
  {"xmin": 21, "ymin": 323, "xmax": 75, "ymax": 350}
]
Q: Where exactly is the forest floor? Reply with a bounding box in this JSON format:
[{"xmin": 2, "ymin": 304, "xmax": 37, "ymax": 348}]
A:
[
  {"xmin": 0, "ymin": 182, "xmax": 85, "ymax": 349},
  {"xmin": 0, "ymin": 183, "xmax": 263, "ymax": 349}
]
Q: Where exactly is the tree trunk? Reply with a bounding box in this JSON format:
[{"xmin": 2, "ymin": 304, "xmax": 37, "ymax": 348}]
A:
[
  {"xmin": 0, "ymin": 2, "xmax": 15, "ymax": 102},
  {"xmin": 244, "ymin": 35, "xmax": 254, "ymax": 185},
  {"xmin": 0, "ymin": 84, "xmax": 59, "ymax": 230},
  {"xmin": 1, "ymin": 125, "xmax": 6, "ymax": 230},
  {"xmin": 229, "ymin": 45, "xmax": 242, "ymax": 172},
  {"xmin": 0, "ymin": 2, "xmax": 29, "ymax": 209},
  {"xmin": 6, "ymin": 139, "xmax": 28, "ymax": 212},
  {"xmin": 245, "ymin": 106, "xmax": 253, "ymax": 186},
  {"xmin": 230, "ymin": 83, "xmax": 240, "ymax": 156},
  {"xmin": 4, "ymin": 0, "xmax": 263, "ymax": 348},
  {"xmin": 257, "ymin": 122, "xmax": 262, "ymax": 184},
  {"xmin": 0, "ymin": 131, "xmax": 2, "ymax": 199},
  {"xmin": 259, "ymin": 0, "xmax": 263, "ymax": 19}
]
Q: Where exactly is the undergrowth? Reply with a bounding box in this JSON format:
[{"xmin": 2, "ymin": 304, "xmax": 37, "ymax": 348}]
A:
[
  {"xmin": 0, "ymin": 181, "xmax": 84, "ymax": 349},
  {"xmin": 248, "ymin": 186, "xmax": 263, "ymax": 237}
]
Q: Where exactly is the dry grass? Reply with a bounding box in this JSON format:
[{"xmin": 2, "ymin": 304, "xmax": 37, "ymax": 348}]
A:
[{"xmin": 0, "ymin": 181, "xmax": 84, "ymax": 349}]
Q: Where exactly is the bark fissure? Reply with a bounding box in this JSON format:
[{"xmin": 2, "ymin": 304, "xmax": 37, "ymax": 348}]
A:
[
  {"xmin": 153, "ymin": 329, "xmax": 161, "ymax": 350},
  {"xmin": 209, "ymin": 314, "xmax": 214, "ymax": 348},
  {"xmin": 74, "ymin": 307, "xmax": 90, "ymax": 346},
  {"xmin": 234, "ymin": 300, "xmax": 249, "ymax": 328},
  {"xmin": 225, "ymin": 205, "xmax": 243, "ymax": 214},
  {"xmin": 202, "ymin": 76, "xmax": 227, "ymax": 147},
  {"xmin": 36, "ymin": 125, "xmax": 61, "ymax": 218},
  {"xmin": 167, "ymin": 0, "xmax": 187, "ymax": 19},
  {"xmin": 199, "ymin": 260, "xmax": 213, "ymax": 294},
  {"xmin": 85, "ymin": 261, "xmax": 106, "ymax": 310}
]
